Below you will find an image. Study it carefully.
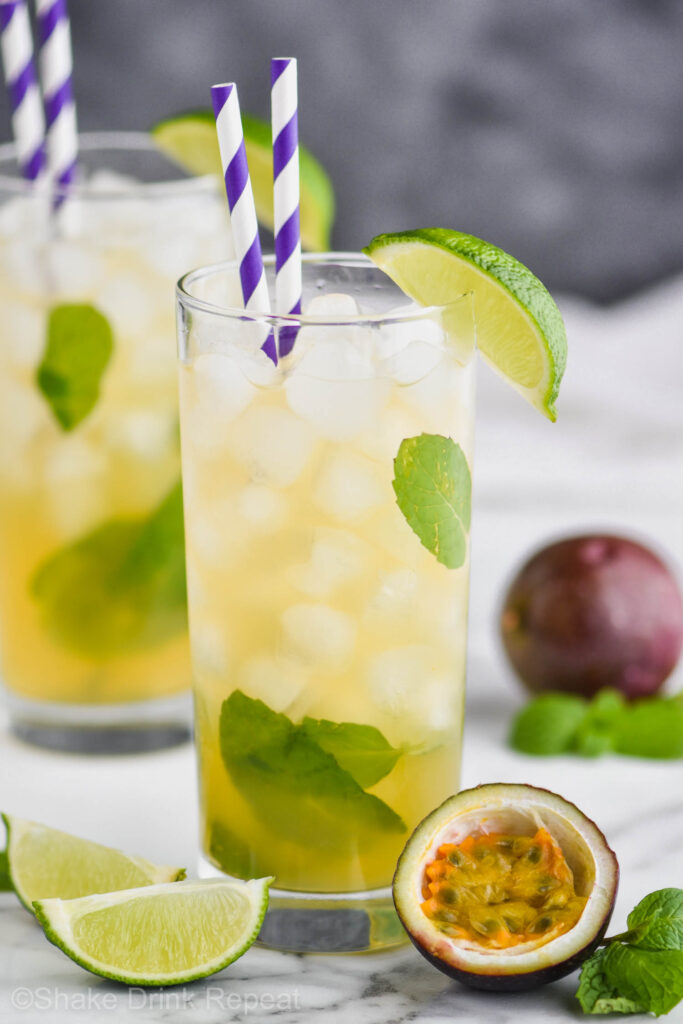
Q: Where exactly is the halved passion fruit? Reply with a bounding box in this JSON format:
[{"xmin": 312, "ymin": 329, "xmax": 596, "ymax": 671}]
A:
[{"xmin": 393, "ymin": 783, "xmax": 618, "ymax": 992}]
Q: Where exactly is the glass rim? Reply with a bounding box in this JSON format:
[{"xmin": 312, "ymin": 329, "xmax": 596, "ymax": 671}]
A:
[
  {"xmin": 0, "ymin": 131, "xmax": 219, "ymax": 200},
  {"xmin": 177, "ymin": 252, "xmax": 473, "ymax": 327}
]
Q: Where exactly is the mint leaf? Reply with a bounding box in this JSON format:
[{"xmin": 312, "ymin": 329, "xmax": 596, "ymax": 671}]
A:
[
  {"xmin": 300, "ymin": 717, "xmax": 402, "ymax": 788},
  {"xmin": 603, "ymin": 944, "xmax": 683, "ymax": 1017},
  {"xmin": 613, "ymin": 699, "xmax": 683, "ymax": 759},
  {"xmin": 577, "ymin": 949, "xmax": 645, "ymax": 1015},
  {"xmin": 31, "ymin": 481, "xmax": 186, "ymax": 657},
  {"xmin": 509, "ymin": 693, "xmax": 587, "ymax": 755},
  {"xmin": 573, "ymin": 689, "xmax": 625, "ymax": 757},
  {"xmin": 220, "ymin": 691, "xmax": 406, "ymax": 850},
  {"xmin": 37, "ymin": 304, "xmax": 113, "ymax": 430},
  {"xmin": 628, "ymin": 889, "xmax": 683, "ymax": 951},
  {"xmin": 0, "ymin": 849, "xmax": 11, "ymax": 892},
  {"xmin": 209, "ymin": 822, "xmax": 255, "ymax": 879},
  {"xmin": 392, "ymin": 434, "xmax": 471, "ymax": 569}
]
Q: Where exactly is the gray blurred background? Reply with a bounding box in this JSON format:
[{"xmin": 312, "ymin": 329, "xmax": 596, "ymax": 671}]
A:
[{"xmin": 2, "ymin": 0, "xmax": 682, "ymax": 302}]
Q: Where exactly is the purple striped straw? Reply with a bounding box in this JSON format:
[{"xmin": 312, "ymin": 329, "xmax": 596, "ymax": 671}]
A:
[
  {"xmin": 211, "ymin": 82, "xmax": 276, "ymax": 365},
  {"xmin": 35, "ymin": 0, "xmax": 77, "ymax": 197},
  {"xmin": 271, "ymin": 57, "xmax": 301, "ymax": 358},
  {"xmin": 0, "ymin": 0, "xmax": 46, "ymax": 180}
]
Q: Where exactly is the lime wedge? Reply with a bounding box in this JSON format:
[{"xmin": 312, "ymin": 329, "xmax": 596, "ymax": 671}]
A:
[
  {"xmin": 2, "ymin": 814, "xmax": 185, "ymax": 910},
  {"xmin": 151, "ymin": 110, "xmax": 335, "ymax": 252},
  {"xmin": 363, "ymin": 229, "xmax": 567, "ymax": 420},
  {"xmin": 33, "ymin": 877, "xmax": 272, "ymax": 986}
]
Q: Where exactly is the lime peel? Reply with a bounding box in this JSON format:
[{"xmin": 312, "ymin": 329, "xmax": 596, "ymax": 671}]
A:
[
  {"xmin": 2, "ymin": 814, "xmax": 185, "ymax": 911},
  {"xmin": 363, "ymin": 229, "xmax": 567, "ymax": 421},
  {"xmin": 33, "ymin": 876, "xmax": 273, "ymax": 986}
]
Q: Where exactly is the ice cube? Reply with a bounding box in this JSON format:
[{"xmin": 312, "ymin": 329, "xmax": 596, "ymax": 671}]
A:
[
  {"xmin": 94, "ymin": 273, "xmax": 158, "ymax": 337},
  {"xmin": 304, "ymin": 293, "xmax": 361, "ymax": 318},
  {"xmin": 288, "ymin": 528, "xmax": 368, "ymax": 598},
  {"xmin": 43, "ymin": 437, "xmax": 107, "ymax": 539},
  {"xmin": 184, "ymin": 353, "xmax": 255, "ymax": 459},
  {"xmin": 0, "ymin": 376, "xmax": 51, "ymax": 447},
  {"xmin": 366, "ymin": 569, "xmax": 418, "ymax": 619},
  {"xmin": 375, "ymin": 312, "xmax": 443, "ymax": 364},
  {"xmin": 281, "ymin": 602, "xmax": 356, "ymax": 668},
  {"xmin": 357, "ymin": 405, "xmax": 423, "ymax": 463},
  {"xmin": 128, "ymin": 330, "xmax": 177, "ymax": 387},
  {"xmin": 401, "ymin": 354, "xmax": 476, "ymax": 437},
  {"xmin": 239, "ymin": 654, "xmax": 307, "ymax": 712},
  {"xmin": 47, "ymin": 240, "xmax": 104, "ymax": 297},
  {"xmin": 237, "ymin": 484, "xmax": 286, "ymax": 532},
  {"xmin": 367, "ymin": 645, "xmax": 458, "ymax": 738},
  {"xmin": 381, "ymin": 339, "xmax": 443, "ymax": 385},
  {"xmin": 314, "ymin": 450, "xmax": 385, "ymax": 521},
  {"xmin": 285, "ymin": 334, "xmax": 389, "ymax": 442},
  {"xmin": 0, "ymin": 303, "xmax": 45, "ymax": 369},
  {"xmin": 185, "ymin": 495, "xmax": 248, "ymax": 569},
  {"xmin": 105, "ymin": 410, "xmax": 176, "ymax": 461},
  {"xmin": 229, "ymin": 404, "xmax": 316, "ymax": 487},
  {"xmin": 191, "ymin": 620, "xmax": 231, "ymax": 676}
]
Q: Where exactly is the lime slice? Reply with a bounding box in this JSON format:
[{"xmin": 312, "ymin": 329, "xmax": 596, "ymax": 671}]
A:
[
  {"xmin": 2, "ymin": 814, "xmax": 185, "ymax": 910},
  {"xmin": 33, "ymin": 877, "xmax": 272, "ymax": 986},
  {"xmin": 151, "ymin": 110, "xmax": 335, "ymax": 253},
  {"xmin": 363, "ymin": 228, "xmax": 567, "ymax": 421}
]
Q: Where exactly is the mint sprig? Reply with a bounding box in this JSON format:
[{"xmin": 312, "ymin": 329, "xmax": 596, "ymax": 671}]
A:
[
  {"xmin": 31, "ymin": 480, "xmax": 186, "ymax": 657},
  {"xmin": 510, "ymin": 689, "xmax": 683, "ymax": 760},
  {"xmin": 299, "ymin": 717, "xmax": 402, "ymax": 788},
  {"xmin": 37, "ymin": 304, "xmax": 114, "ymax": 431},
  {"xmin": 577, "ymin": 889, "xmax": 683, "ymax": 1016},
  {"xmin": 219, "ymin": 691, "xmax": 406, "ymax": 850},
  {"xmin": 392, "ymin": 434, "xmax": 471, "ymax": 569}
]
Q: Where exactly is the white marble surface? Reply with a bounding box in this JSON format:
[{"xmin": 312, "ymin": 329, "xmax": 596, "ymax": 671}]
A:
[{"xmin": 1, "ymin": 280, "xmax": 682, "ymax": 1022}]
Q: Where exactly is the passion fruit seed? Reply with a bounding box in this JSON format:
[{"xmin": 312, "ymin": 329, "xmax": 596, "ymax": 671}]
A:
[{"xmin": 420, "ymin": 828, "xmax": 587, "ymax": 951}]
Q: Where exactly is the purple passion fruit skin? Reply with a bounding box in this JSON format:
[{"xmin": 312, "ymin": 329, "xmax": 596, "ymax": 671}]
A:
[
  {"xmin": 392, "ymin": 783, "xmax": 619, "ymax": 993},
  {"xmin": 501, "ymin": 535, "xmax": 683, "ymax": 700}
]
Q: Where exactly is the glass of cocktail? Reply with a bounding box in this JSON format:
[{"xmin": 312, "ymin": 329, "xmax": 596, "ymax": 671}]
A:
[
  {"xmin": 0, "ymin": 132, "xmax": 231, "ymax": 751},
  {"xmin": 177, "ymin": 253, "xmax": 476, "ymax": 953}
]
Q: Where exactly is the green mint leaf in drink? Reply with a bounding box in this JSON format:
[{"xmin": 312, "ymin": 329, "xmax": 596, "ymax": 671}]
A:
[
  {"xmin": 509, "ymin": 693, "xmax": 587, "ymax": 755},
  {"xmin": 219, "ymin": 691, "xmax": 406, "ymax": 849},
  {"xmin": 36, "ymin": 304, "xmax": 114, "ymax": 431},
  {"xmin": 31, "ymin": 480, "xmax": 186, "ymax": 657},
  {"xmin": 576, "ymin": 949, "xmax": 645, "ymax": 1015},
  {"xmin": 612, "ymin": 698, "xmax": 683, "ymax": 759},
  {"xmin": 601, "ymin": 944, "xmax": 683, "ymax": 1017},
  {"xmin": 208, "ymin": 822, "xmax": 256, "ymax": 880},
  {"xmin": 300, "ymin": 717, "xmax": 402, "ymax": 788},
  {"xmin": 392, "ymin": 434, "xmax": 471, "ymax": 570},
  {"xmin": 627, "ymin": 889, "xmax": 683, "ymax": 951}
]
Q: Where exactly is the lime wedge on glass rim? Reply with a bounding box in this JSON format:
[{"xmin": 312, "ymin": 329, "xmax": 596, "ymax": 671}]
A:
[
  {"xmin": 2, "ymin": 814, "xmax": 185, "ymax": 910},
  {"xmin": 33, "ymin": 876, "xmax": 273, "ymax": 986},
  {"xmin": 151, "ymin": 110, "xmax": 335, "ymax": 252},
  {"xmin": 363, "ymin": 228, "xmax": 567, "ymax": 421}
]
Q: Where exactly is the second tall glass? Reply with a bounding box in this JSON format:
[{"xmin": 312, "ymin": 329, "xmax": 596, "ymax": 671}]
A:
[{"xmin": 177, "ymin": 254, "xmax": 476, "ymax": 953}]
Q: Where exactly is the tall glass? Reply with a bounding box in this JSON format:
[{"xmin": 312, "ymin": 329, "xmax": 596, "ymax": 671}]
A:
[
  {"xmin": 177, "ymin": 254, "xmax": 476, "ymax": 953},
  {"xmin": 0, "ymin": 133, "xmax": 231, "ymax": 752}
]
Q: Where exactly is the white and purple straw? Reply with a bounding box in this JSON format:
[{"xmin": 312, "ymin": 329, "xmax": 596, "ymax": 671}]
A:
[
  {"xmin": 35, "ymin": 0, "xmax": 77, "ymax": 195},
  {"xmin": 211, "ymin": 82, "xmax": 277, "ymax": 365},
  {"xmin": 271, "ymin": 57, "xmax": 301, "ymax": 357},
  {"xmin": 0, "ymin": 0, "xmax": 46, "ymax": 180}
]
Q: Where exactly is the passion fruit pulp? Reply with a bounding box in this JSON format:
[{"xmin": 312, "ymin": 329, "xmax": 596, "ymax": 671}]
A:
[{"xmin": 393, "ymin": 783, "xmax": 618, "ymax": 992}]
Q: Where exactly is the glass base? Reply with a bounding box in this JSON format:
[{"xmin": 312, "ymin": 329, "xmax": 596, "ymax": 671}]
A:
[
  {"xmin": 198, "ymin": 853, "xmax": 408, "ymax": 954},
  {"xmin": 5, "ymin": 691, "xmax": 192, "ymax": 754}
]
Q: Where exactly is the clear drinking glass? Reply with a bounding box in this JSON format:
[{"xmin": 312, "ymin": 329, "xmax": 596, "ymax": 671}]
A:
[
  {"xmin": 177, "ymin": 254, "xmax": 476, "ymax": 953},
  {"xmin": 0, "ymin": 132, "xmax": 231, "ymax": 752}
]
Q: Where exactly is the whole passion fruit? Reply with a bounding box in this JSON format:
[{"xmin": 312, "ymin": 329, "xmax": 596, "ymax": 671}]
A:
[
  {"xmin": 501, "ymin": 534, "xmax": 683, "ymax": 700},
  {"xmin": 393, "ymin": 783, "xmax": 618, "ymax": 992}
]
